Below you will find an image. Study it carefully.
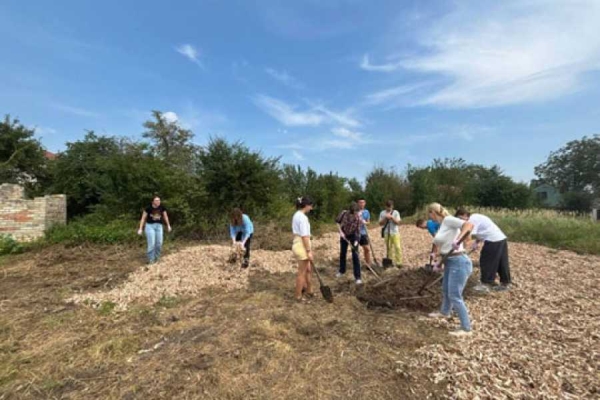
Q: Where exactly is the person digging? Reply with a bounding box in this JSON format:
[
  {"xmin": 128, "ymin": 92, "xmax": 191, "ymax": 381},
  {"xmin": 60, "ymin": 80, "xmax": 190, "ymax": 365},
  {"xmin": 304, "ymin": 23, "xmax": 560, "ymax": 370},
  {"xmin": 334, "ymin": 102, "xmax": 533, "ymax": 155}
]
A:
[
  {"xmin": 335, "ymin": 202, "xmax": 363, "ymax": 285},
  {"xmin": 229, "ymin": 208, "xmax": 254, "ymax": 269}
]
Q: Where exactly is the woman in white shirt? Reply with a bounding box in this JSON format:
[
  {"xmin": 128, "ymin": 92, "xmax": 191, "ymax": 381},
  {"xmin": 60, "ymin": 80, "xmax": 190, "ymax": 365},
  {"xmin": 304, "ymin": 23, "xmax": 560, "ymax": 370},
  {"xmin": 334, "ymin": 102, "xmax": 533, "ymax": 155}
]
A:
[
  {"xmin": 292, "ymin": 196, "xmax": 314, "ymax": 302},
  {"xmin": 427, "ymin": 202, "xmax": 475, "ymax": 337}
]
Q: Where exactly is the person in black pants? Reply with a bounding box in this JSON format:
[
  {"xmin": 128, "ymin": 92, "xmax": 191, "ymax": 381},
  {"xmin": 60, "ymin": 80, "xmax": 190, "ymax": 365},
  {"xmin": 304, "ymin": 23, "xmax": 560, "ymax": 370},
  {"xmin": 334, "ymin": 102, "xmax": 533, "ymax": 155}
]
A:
[
  {"xmin": 335, "ymin": 202, "xmax": 362, "ymax": 285},
  {"xmin": 455, "ymin": 208, "xmax": 511, "ymax": 292}
]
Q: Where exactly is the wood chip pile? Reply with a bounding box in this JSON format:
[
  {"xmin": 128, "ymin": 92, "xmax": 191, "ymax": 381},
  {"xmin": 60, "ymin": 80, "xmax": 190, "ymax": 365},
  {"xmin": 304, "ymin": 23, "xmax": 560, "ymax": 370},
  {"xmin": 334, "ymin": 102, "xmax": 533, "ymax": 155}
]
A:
[
  {"xmin": 407, "ymin": 241, "xmax": 600, "ymax": 399},
  {"xmin": 69, "ymin": 245, "xmax": 298, "ymax": 310},
  {"xmin": 69, "ymin": 224, "xmax": 599, "ymax": 398}
]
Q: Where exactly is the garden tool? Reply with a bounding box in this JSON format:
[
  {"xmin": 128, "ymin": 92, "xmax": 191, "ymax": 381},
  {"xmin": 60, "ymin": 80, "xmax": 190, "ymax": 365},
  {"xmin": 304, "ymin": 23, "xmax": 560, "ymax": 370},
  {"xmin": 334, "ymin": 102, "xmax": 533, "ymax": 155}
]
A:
[
  {"xmin": 417, "ymin": 231, "xmax": 471, "ymax": 295},
  {"xmin": 310, "ymin": 261, "xmax": 333, "ymax": 303},
  {"xmin": 341, "ymin": 236, "xmax": 381, "ymax": 280}
]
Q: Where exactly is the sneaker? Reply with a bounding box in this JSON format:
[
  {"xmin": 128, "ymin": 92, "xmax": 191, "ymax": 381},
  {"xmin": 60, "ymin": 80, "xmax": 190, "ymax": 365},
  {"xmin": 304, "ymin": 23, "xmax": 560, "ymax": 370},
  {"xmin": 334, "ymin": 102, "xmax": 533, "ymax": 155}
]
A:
[
  {"xmin": 449, "ymin": 329, "xmax": 473, "ymax": 337},
  {"xmin": 335, "ymin": 272, "xmax": 344, "ymax": 278},
  {"xmin": 493, "ymin": 284, "xmax": 511, "ymax": 292},
  {"xmin": 428, "ymin": 312, "xmax": 448, "ymax": 319},
  {"xmin": 355, "ymin": 279, "xmax": 363, "ymax": 285},
  {"xmin": 473, "ymin": 283, "xmax": 491, "ymax": 293}
]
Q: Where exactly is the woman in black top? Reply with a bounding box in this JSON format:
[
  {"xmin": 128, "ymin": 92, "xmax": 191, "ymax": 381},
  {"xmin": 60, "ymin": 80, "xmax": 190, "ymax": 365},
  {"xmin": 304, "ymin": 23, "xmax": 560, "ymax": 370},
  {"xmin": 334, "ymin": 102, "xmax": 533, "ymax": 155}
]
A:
[{"xmin": 137, "ymin": 196, "xmax": 172, "ymax": 264}]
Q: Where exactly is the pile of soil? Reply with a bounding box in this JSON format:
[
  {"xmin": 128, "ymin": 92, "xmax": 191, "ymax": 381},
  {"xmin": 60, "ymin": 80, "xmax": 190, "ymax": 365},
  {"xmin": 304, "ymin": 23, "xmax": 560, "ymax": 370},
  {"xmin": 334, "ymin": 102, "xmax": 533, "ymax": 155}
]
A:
[{"xmin": 356, "ymin": 267, "xmax": 479, "ymax": 312}]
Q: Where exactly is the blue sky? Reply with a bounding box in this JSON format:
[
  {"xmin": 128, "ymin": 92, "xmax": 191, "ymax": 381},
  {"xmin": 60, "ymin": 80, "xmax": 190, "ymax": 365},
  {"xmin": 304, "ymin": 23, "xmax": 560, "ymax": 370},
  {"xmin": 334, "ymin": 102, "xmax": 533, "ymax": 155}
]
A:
[{"xmin": 2, "ymin": 0, "xmax": 600, "ymax": 183}]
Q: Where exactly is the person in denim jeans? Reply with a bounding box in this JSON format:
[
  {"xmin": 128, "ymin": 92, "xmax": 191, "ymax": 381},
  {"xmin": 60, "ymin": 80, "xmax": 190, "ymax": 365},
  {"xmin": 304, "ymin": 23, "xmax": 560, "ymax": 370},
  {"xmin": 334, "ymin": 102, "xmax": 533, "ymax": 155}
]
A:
[
  {"xmin": 137, "ymin": 196, "xmax": 172, "ymax": 264},
  {"xmin": 426, "ymin": 202, "xmax": 474, "ymax": 337}
]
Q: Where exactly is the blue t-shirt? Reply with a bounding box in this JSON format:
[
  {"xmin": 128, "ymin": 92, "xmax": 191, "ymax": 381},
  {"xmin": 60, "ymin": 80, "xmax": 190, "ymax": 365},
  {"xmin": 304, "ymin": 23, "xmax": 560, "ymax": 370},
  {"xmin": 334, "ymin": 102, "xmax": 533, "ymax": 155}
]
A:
[
  {"xmin": 229, "ymin": 214, "xmax": 254, "ymax": 241},
  {"xmin": 359, "ymin": 209, "xmax": 370, "ymax": 235},
  {"xmin": 426, "ymin": 219, "xmax": 440, "ymax": 237}
]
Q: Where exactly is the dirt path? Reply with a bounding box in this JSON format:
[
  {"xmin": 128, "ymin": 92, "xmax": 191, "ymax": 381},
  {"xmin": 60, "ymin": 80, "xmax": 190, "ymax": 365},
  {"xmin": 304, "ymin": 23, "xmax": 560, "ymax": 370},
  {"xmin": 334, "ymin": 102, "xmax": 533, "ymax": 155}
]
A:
[{"xmin": 0, "ymin": 226, "xmax": 598, "ymax": 399}]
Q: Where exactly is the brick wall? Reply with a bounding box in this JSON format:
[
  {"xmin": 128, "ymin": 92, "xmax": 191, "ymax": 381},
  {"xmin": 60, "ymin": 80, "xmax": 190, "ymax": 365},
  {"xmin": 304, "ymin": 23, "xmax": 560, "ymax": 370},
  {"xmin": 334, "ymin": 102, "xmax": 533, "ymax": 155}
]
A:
[{"xmin": 0, "ymin": 184, "xmax": 67, "ymax": 242}]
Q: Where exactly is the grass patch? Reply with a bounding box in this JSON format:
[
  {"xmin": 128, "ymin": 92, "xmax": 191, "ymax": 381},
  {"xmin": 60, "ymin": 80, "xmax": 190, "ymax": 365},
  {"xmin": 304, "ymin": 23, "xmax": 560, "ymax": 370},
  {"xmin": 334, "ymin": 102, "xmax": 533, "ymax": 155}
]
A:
[
  {"xmin": 97, "ymin": 301, "xmax": 117, "ymax": 316},
  {"xmin": 412, "ymin": 206, "xmax": 600, "ymax": 255},
  {"xmin": 155, "ymin": 295, "xmax": 182, "ymax": 309}
]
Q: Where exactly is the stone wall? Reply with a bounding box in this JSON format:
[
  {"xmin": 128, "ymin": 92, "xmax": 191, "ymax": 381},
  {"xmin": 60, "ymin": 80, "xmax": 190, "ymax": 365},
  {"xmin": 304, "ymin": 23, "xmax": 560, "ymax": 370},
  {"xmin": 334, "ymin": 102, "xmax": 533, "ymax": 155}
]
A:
[{"xmin": 0, "ymin": 184, "xmax": 66, "ymax": 242}]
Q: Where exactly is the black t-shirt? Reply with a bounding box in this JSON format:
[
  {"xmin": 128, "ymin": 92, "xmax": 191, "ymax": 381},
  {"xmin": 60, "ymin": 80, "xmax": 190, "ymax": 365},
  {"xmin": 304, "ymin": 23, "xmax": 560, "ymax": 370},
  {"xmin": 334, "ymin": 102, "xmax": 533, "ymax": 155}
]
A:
[{"xmin": 145, "ymin": 205, "xmax": 167, "ymax": 224}]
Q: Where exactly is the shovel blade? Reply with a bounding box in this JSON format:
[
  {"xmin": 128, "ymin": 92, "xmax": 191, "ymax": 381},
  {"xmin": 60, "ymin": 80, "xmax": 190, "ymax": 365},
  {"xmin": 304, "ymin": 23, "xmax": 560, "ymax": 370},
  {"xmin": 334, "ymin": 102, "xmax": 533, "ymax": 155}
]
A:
[
  {"xmin": 320, "ymin": 285, "xmax": 334, "ymax": 303},
  {"xmin": 382, "ymin": 258, "xmax": 394, "ymax": 268}
]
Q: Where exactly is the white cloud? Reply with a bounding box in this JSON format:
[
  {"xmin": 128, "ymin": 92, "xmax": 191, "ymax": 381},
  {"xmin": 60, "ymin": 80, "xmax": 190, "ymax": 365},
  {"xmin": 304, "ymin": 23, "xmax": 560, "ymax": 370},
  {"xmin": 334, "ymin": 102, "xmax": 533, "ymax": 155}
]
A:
[
  {"xmin": 53, "ymin": 104, "xmax": 98, "ymax": 117},
  {"xmin": 265, "ymin": 68, "xmax": 305, "ymax": 89},
  {"xmin": 365, "ymin": 82, "xmax": 434, "ymax": 106},
  {"xmin": 292, "ymin": 150, "xmax": 305, "ymax": 160},
  {"xmin": 253, "ymin": 95, "xmax": 325, "ymax": 126},
  {"xmin": 32, "ymin": 126, "xmax": 57, "ymax": 135},
  {"xmin": 379, "ymin": 0, "xmax": 600, "ymax": 108},
  {"xmin": 176, "ymin": 44, "xmax": 204, "ymax": 68},
  {"xmin": 163, "ymin": 111, "xmax": 179, "ymax": 123},
  {"xmin": 331, "ymin": 127, "xmax": 364, "ymax": 142},
  {"xmin": 311, "ymin": 104, "xmax": 361, "ymax": 128},
  {"xmin": 360, "ymin": 54, "xmax": 402, "ymax": 72}
]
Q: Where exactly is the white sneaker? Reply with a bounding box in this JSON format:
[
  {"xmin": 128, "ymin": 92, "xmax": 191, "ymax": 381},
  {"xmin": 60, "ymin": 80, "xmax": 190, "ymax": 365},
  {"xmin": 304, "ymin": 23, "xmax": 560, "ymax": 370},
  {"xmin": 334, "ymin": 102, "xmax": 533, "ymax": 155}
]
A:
[
  {"xmin": 335, "ymin": 272, "xmax": 344, "ymax": 278},
  {"xmin": 473, "ymin": 283, "xmax": 491, "ymax": 293},
  {"xmin": 449, "ymin": 329, "xmax": 473, "ymax": 337},
  {"xmin": 355, "ymin": 279, "xmax": 363, "ymax": 285},
  {"xmin": 428, "ymin": 312, "xmax": 448, "ymax": 319}
]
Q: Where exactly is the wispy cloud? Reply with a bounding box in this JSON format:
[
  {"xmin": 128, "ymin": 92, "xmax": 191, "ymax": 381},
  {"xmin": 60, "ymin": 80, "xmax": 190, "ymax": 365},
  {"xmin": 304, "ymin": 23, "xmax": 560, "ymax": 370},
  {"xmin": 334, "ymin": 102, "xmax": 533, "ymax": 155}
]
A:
[
  {"xmin": 253, "ymin": 95, "xmax": 324, "ymax": 126},
  {"xmin": 360, "ymin": 54, "xmax": 402, "ymax": 72},
  {"xmin": 176, "ymin": 44, "xmax": 204, "ymax": 68},
  {"xmin": 53, "ymin": 104, "xmax": 98, "ymax": 117},
  {"xmin": 292, "ymin": 150, "xmax": 305, "ymax": 160},
  {"xmin": 265, "ymin": 68, "xmax": 305, "ymax": 89},
  {"xmin": 32, "ymin": 126, "xmax": 57, "ymax": 136},
  {"xmin": 364, "ymin": 82, "xmax": 434, "ymax": 107},
  {"xmin": 311, "ymin": 104, "xmax": 361, "ymax": 128},
  {"xmin": 368, "ymin": 0, "xmax": 600, "ymax": 108},
  {"xmin": 331, "ymin": 127, "xmax": 369, "ymax": 143}
]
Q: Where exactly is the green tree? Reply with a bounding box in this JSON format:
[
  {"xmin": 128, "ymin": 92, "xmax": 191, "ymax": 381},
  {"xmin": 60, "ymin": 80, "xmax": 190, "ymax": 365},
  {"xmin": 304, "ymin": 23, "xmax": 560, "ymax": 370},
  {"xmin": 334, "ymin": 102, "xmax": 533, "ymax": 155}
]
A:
[
  {"xmin": 364, "ymin": 167, "xmax": 412, "ymax": 216},
  {"xmin": 197, "ymin": 138, "xmax": 281, "ymax": 218},
  {"xmin": 142, "ymin": 110, "xmax": 196, "ymax": 170},
  {"xmin": 0, "ymin": 115, "xmax": 49, "ymax": 195},
  {"xmin": 534, "ymin": 135, "xmax": 600, "ymax": 194}
]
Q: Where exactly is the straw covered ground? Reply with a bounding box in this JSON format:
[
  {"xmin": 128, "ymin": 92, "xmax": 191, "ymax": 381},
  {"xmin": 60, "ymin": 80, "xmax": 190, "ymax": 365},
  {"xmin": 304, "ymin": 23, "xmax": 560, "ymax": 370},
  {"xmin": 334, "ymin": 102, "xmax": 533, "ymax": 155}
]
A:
[{"xmin": 0, "ymin": 225, "xmax": 598, "ymax": 399}]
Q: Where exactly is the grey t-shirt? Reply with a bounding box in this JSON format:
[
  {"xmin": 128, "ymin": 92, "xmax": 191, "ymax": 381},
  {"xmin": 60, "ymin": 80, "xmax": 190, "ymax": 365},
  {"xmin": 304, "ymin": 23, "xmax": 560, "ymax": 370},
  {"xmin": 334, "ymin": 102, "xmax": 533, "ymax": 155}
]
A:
[{"xmin": 379, "ymin": 210, "xmax": 401, "ymax": 235}]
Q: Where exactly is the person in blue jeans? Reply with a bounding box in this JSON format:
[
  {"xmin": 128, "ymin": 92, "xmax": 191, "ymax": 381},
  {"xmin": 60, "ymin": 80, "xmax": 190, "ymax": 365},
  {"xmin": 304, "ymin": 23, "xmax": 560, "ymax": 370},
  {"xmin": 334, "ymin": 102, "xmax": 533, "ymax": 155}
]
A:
[
  {"xmin": 426, "ymin": 202, "xmax": 474, "ymax": 337},
  {"xmin": 229, "ymin": 208, "xmax": 254, "ymax": 268},
  {"xmin": 137, "ymin": 196, "xmax": 172, "ymax": 264}
]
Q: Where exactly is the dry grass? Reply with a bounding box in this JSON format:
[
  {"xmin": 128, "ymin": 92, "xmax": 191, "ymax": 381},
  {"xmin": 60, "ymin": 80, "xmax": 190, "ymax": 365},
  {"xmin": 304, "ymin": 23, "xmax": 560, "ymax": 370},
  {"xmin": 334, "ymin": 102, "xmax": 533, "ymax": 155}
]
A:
[{"xmin": 0, "ymin": 226, "xmax": 598, "ymax": 399}]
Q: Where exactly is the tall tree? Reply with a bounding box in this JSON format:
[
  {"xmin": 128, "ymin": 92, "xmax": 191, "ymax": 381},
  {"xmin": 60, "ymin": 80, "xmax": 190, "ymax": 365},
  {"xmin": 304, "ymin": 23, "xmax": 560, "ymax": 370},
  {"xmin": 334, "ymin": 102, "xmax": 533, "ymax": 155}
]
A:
[
  {"xmin": 0, "ymin": 115, "xmax": 49, "ymax": 195},
  {"xmin": 534, "ymin": 135, "xmax": 600, "ymax": 194},
  {"xmin": 142, "ymin": 110, "xmax": 196, "ymax": 169}
]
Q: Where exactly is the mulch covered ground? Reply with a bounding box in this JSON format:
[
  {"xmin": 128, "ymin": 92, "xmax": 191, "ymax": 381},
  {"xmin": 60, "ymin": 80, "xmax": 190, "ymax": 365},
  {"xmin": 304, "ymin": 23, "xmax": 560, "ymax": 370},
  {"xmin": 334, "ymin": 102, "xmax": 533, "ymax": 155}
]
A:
[{"xmin": 65, "ymin": 224, "xmax": 600, "ymax": 398}]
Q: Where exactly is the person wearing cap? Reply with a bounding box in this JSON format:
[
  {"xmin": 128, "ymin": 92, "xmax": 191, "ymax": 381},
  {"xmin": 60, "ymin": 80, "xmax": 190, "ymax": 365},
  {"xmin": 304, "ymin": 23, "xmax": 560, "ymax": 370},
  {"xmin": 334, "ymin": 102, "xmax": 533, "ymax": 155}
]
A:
[{"xmin": 455, "ymin": 208, "xmax": 511, "ymax": 293}]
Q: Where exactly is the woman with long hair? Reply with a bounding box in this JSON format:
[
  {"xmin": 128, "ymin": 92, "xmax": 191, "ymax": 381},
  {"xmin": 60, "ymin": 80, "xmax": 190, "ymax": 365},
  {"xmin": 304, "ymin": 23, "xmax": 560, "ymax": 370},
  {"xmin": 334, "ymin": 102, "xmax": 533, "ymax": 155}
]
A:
[
  {"xmin": 137, "ymin": 196, "xmax": 172, "ymax": 264},
  {"xmin": 427, "ymin": 202, "xmax": 474, "ymax": 337},
  {"xmin": 229, "ymin": 208, "xmax": 254, "ymax": 268},
  {"xmin": 292, "ymin": 196, "xmax": 314, "ymax": 302}
]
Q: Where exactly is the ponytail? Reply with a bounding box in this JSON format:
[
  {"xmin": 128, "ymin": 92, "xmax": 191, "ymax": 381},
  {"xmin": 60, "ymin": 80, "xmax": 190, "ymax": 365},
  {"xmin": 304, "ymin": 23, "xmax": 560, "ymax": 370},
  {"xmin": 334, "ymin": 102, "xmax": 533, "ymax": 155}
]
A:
[{"xmin": 427, "ymin": 202, "xmax": 450, "ymax": 218}]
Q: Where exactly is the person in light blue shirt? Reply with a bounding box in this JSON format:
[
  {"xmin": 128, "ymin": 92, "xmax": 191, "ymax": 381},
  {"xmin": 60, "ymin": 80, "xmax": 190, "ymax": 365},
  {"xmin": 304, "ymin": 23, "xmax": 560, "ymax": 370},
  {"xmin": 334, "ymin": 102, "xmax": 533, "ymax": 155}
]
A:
[
  {"xmin": 417, "ymin": 218, "xmax": 441, "ymax": 237},
  {"xmin": 230, "ymin": 208, "xmax": 254, "ymax": 268},
  {"xmin": 357, "ymin": 198, "xmax": 373, "ymax": 267}
]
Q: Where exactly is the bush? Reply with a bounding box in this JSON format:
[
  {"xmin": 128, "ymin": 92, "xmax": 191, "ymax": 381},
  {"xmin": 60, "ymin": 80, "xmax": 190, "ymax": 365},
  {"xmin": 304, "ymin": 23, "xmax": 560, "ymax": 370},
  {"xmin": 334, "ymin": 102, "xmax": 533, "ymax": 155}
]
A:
[
  {"xmin": 0, "ymin": 234, "xmax": 24, "ymax": 256},
  {"xmin": 45, "ymin": 216, "xmax": 140, "ymax": 246}
]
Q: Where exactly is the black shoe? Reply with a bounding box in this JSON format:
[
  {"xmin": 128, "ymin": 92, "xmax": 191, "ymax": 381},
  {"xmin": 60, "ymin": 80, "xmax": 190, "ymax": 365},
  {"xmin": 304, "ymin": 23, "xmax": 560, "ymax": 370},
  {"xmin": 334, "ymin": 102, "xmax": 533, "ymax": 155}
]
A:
[{"xmin": 241, "ymin": 259, "xmax": 249, "ymax": 269}]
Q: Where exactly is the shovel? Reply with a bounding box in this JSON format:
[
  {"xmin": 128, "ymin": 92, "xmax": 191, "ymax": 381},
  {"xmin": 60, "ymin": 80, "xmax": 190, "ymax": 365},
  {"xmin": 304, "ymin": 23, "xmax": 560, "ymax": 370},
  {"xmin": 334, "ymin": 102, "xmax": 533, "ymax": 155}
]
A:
[
  {"xmin": 363, "ymin": 228, "xmax": 382, "ymax": 268},
  {"xmin": 310, "ymin": 261, "xmax": 333, "ymax": 303},
  {"xmin": 382, "ymin": 234, "xmax": 394, "ymax": 268},
  {"xmin": 341, "ymin": 236, "xmax": 381, "ymax": 280},
  {"xmin": 417, "ymin": 231, "xmax": 471, "ymax": 295}
]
